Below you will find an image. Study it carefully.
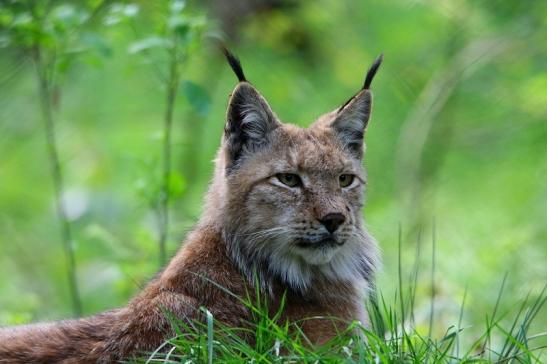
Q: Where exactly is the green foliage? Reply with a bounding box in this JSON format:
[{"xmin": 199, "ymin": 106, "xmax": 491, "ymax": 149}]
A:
[
  {"xmin": 134, "ymin": 273, "xmax": 546, "ymax": 363},
  {"xmin": 123, "ymin": 0, "xmax": 207, "ymax": 265},
  {"xmin": 127, "ymin": 0, "xmax": 206, "ymax": 65},
  {"xmin": 0, "ymin": 0, "xmax": 117, "ymax": 76},
  {"xmin": 0, "ymin": 0, "xmax": 121, "ymax": 316}
]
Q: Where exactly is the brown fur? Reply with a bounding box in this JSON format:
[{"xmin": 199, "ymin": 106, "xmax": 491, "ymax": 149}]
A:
[{"xmin": 0, "ymin": 55, "xmax": 382, "ymax": 362}]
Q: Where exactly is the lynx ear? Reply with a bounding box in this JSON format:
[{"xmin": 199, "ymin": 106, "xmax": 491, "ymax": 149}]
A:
[
  {"xmin": 224, "ymin": 82, "xmax": 280, "ymax": 170},
  {"xmin": 331, "ymin": 54, "xmax": 383, "ymax": 158},
  {"xmin": 331, "ymin": 90, "xmax": 372, "ymax": 158}
]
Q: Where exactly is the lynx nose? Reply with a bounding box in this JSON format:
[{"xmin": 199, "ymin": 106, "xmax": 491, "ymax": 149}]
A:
[{"xmin": 319, "ymin": 213, "xmax": 346, "ymax": 234}]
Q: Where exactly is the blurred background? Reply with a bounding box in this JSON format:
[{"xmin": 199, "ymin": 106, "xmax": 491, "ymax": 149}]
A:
[{"xmin": 0, "ymin": 0, "xmax": 545, "ymax": 340}]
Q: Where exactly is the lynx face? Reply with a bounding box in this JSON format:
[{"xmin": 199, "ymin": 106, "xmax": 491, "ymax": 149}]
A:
[
  {"xmin": 215, "ymin": 53, "xmax": 381, "ymax": 293},
  {"xmin": 230, "ymin": 124, "xmax": 368, "ymax": 267}
]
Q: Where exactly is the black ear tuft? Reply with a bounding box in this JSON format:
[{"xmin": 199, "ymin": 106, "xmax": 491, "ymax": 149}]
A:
[
  {"xmin": 222, "ymin": 47, "xmax": 247, "ymax": 82},
  {"xmin": 363, "ymin": 53, "xmax": 383, "ymax": 90},
  {"xmin": 337, "ymin": 54, "xmax": 383, "ymax": 113}
]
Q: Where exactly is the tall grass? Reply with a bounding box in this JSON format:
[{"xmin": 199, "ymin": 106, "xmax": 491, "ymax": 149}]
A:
[{"xmin": 133, "ymin": 234, "xmax": 546, "ymax": 363}]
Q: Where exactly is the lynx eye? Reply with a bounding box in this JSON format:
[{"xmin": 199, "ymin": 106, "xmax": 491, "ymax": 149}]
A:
[
  {"xmin": 339, "ymin": 174, "xmax": 355, "ymax": 188},
  {"xmin": 276, "ymin": 173, "xmax": 302, "ymax": 188}
]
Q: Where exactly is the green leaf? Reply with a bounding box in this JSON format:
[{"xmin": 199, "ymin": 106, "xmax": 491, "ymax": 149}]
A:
[
  {"xmin": 103, "ymin": 3, "xmax": 139, "ymax": 26},
  {"xmin": 55, "ymin": 54, "xmax": 74, "ymax": 74},
  {"xmin": 128, "ymin": 36, "xmax": 173, "ymax": 54},
  {"xmin": 0, "ymin": 8, "xmax": 14, "ymax": 27},
  {"xmin": 168, "ymin": 15, "xmax": 190, "ymax": 33},
  {"xmin": 11, "ymin": 12, "xmax": 32, "ymax": 27},
  {"xmin": 122, "ymin": 4, "xmax": 139, "ymax": 18},
  {"xmin": 49, "ymin": 4, "xmax": 89, "ymax": 38},
  {"xmin": 81, "ymin": 32, "xmax": 112, "ymax": 57},
  {"xmin": 181, "ymin": 80, "xmax": 211, "ymax": 117}
]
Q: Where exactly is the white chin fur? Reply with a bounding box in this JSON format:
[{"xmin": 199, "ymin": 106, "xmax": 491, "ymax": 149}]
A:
[
  {"xmin": 228, "ymin": 227, "xmax": 378, "ymax": 294},
  {"xmin": 294, "ymin": 246, "xmax": 340, "ymax": 265}
]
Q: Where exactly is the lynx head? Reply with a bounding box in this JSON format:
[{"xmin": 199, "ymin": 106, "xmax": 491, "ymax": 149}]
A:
[{"xmin": 206, "ymin": 49, "xmax": 382, "ymax": 294}]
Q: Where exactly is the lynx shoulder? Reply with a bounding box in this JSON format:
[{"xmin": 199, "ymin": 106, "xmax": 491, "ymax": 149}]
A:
[{"xmin": 0, "ymin": 50, "xmax": 382, "ymax": 363}]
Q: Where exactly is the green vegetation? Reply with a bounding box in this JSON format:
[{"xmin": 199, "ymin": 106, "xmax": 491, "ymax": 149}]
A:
[
  {"xmin": 134, "ymin": 261, "xmax": 546, "ymax": 363},
  {"xmin": 0, "ymin": 0, "xmax": 545, "ymax": 362}
]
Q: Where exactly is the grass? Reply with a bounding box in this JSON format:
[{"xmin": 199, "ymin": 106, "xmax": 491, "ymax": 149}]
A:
[
  {"xmin": 132, "ymin": 285, "xmax": 545, "ymax": 363},
  {"xmin": 131, "ymin": 235, "xmax": 547, "ymax": 363}
]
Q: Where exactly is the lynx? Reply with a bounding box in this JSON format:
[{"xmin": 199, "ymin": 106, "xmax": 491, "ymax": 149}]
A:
[{"xmin": 0, "ymin": 49, "xmax": 382, "ymax": 363}]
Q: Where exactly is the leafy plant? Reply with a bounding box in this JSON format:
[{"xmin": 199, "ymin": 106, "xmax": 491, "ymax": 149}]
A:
[
  {"xmin": 0, "ymin": 0, "xmax": 114, "ymax": 316},
  {"xmin": 127, "ymin": 0, "xmax": 206, "ymax": 265}
]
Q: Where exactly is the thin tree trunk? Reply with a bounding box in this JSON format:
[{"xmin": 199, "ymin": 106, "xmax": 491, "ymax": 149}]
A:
[
  {"xmin": 33, "ymin": 47, "xmax": 82, "ymax": 316},
  {"xmin": 158, "ymin": 45, "xmax": 180, "ymax": 266}
]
